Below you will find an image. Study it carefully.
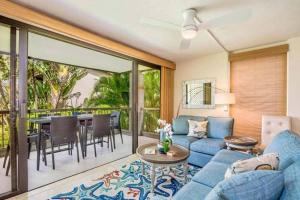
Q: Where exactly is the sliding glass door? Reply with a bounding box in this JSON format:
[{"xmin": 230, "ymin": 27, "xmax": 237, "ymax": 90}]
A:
[
  {"xmin": 0, "ymin": 22, "xmax": 15, "ymax": 196},
  {"xmin": 0, "ymin": 22, "xmax": 28, "ymax": 198},
  {"xmin": 0, "ymin": 17, "xmax": 162, "ymax": 198},
  {"xmin": 136, "ymin": 63, "xmax": 161, "ymax": 146}
]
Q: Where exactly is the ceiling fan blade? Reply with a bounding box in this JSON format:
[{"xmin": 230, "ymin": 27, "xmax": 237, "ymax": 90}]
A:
[
  {"xmin": 139, "ymin": 17, "xmax": 181, "ymax": 31},
  {"xmin": 180, "ymin": 39, "xmax": 191, "ymax": 50},
  {"xmin": 196, "ymin": 8, "xmax": 252, "ymax": 30}
]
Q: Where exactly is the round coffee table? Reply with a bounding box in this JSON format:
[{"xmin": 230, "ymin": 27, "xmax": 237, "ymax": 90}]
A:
[
  {"xmin": 136, "ymin": 143, "xmax": 190, "ymax": 194},
  {"xmin": 224, "ymin": 136, "xmax": 258, "ymax": 154}
]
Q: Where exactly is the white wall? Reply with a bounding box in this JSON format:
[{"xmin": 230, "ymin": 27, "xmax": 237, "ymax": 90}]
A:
[
  {"xmin": 71, "ymin": 73, "xmax": 99, "ymax": 106},
  {"xmin": 173, "ymin": 40, "xmax": 300, "ymax": 134},
  {"xmin": 174, "ymin": 52, "xmax": 230, "ymax": 118},
  {"xmin": 288, "ymin": 37, "xmax": 300, "ymax": 134}
]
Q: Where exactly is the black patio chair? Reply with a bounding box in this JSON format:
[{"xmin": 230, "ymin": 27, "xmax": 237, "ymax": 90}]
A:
[
  {"xmin": 111, "ymin": 111, "xmax": 123, "ymax": 144},
  {"xmin": 88, "ymin": 114, "xmax": 114, "ymax": 157},
  {"xmin": 43, "ymin": 116, "xmax": 80, "ymax": 170},
  {"xmin": 3, "ymin": 116, "xmax": 41, "ymax": 175},
  {"xmin": 2, "ymin": 143, "xmax": 10, "ymax": 176},
  {"xmin": 28, "ymin": 113, "xmax": 48, "ymax": 159}
]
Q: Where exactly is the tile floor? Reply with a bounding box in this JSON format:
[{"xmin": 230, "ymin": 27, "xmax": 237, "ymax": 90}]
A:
[{"xmin": 0, "ymin": 135, "xmax": 157, "ymax": 199}]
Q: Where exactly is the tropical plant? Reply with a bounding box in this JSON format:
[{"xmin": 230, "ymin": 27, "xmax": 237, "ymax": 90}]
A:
[
  {"xmin": 0, "ymin": 55, "xmax": 9, "ymax": 111},
  {"xmin": 27, "ymin": 59, "xmax": 87, "ymax": 109},
  {"xmin": 142, "ymin": 70, "xmax": 161, "ymax": 132},
  {"xmin": 0, "ymin": 55, "xmax": 10, "ymax": 147},
  {"xmin": 84, "ymin": 72, "xmax": 130, "ymax": 108},
  {"xmin": 143, "ymin": 70, "xmax": 160, "ymax": 108},
  {"xmin": 84, "ymin": 69, "xmax": 161, "ymax": 132}
]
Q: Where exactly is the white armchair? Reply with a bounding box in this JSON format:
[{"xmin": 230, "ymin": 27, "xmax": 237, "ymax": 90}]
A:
[{"xmin": 261, "ymin": 115, "xmax": 291, "ymax": 148}]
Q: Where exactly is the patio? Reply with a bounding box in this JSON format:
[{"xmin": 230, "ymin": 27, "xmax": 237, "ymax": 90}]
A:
[
  {"xmin": 0, "ymin": 15, "xmax": 162, "ymax": 198},
  {"xmin": 0, "ymin": 135, "xmax": 157, "ymax": 192}
]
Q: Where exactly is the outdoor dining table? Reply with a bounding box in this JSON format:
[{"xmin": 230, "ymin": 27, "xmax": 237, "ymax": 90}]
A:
[{"xmin": 29, "ymin": 114, "xmax": 116, "ymax": 170}]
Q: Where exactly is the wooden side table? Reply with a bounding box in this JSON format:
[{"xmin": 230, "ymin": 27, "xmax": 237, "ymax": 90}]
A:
[{"xmin": 224, "ymin": 136, "xmax": 258, "ymax": 154}]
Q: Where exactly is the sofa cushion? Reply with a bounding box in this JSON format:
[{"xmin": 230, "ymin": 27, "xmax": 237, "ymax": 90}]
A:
[
  {"xmin": 207, "ymin": 116, "xmax": 234, "ymax": 139},
  {"xmin": 205, "ymin": 170, "xmax": 284, "ymax": 200},
  {"xmin": 172, "ymin": 135, "xmax": 199, "ymax": 149},
  {"xmin": 280, "ymin": 160, "xmax": 300, "ymax": 200},
  {"xmin": 212, "ymin": 149, "xmax": 253, "ymax": 165},
  {"xmin": 264, "ymin": 130, "xmax": 300, "ymax": 169},
  {"xmin": 173, "ymin": 181, "xmax": 212, "ymax": 200},
  {"xmin": 173, "ymin": 115, "xmax": 206, "ymax": 135},
  {"xmin": 190, "ymin": 138, "xmax": 226, "ymax": 155},
  {"xmin": 192, "ymin": 161, "xmax": 229, "ymax": 188},
  {"xmin": 189, "ymin": 151, "xmax": 214, "ymax": 167}
]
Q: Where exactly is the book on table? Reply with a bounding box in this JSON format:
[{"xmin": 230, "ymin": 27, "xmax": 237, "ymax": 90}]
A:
[{"xmin": 144, "ymin": 147, "xmax": 156, "ymax": 155}]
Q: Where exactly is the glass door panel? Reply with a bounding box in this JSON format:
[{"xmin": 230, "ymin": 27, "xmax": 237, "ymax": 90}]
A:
[
  {"xmin": 137, "ymin": 64, "xmax": 161, "ymax": 146},
  {"xmin": 0, "ymin": 23, "xmax": 22, "ymax": 196},
  {"xmin": 27, "ymin": 32, "xmax": 133, "ymax": 189}
]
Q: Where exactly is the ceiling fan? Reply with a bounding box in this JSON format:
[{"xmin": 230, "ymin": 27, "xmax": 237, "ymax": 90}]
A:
[{"xmin": 140, "ymin": 8, "xmax": 252, "ymax": 50}]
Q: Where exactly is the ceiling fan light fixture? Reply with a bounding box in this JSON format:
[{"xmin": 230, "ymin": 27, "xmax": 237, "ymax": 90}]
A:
[
  {"xmin": 181, "ymin": 8, "xmax": 198, "ymax": 39},
  {"xmin": 182, "ymin": 27, "xmax": 197, "ymax": 39}
]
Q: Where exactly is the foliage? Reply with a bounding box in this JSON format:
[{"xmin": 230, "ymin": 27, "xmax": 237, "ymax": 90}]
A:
[
  {"xmin": 143, "ymin": 70, "xmax": 160, "ymax": 108},
  {"xmin": 0, "ymin": 55, "xmax": 9, "ymax": 111},
  {"xmin": 84, "ymin": 69, "xmax": 161, "ymax": 132},
  {"xmin": 143, "ymin": 70, "xmax": 161, "ymax": 132},
  {"xmin": 0, "ymin": 56, "xmax": 87, "ymax": 147},
  {"xmin": 0, "ymin": 55, "xmax": 10, "ymax": 147},
  {"xmin": 0, "ymin": 54, "xmax": 161, "ymax": 148},
  {"xmin": 27, "ymin": 59, "xmax": 87, "ymax": 109},
  {"xmin": 84, "ymin": 72, "xmax": 130, "ymax": 108}
]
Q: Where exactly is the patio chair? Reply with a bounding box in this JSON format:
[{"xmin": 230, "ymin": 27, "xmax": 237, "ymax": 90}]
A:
[
  {"xmin": 27, "ymin": 114, "xmax": 48, "ymax": 159},
  {"xmin": 2, "ymin": 143, "xmax": 10, "ymax": 176},
  {"xmin": 111, "ymin": 111, "xmax": 123, "ymax": 144},
  {"xmin": 43, "ymin": 116, "xmax": 80, "ymax": 170},
  {"xmin": 2, "ymin": 132, "xmax": 40, "ymax": 175},
  {"xmin": 89, "ymin": 114, "xmax": 114, "ymax": 157},
  {"xmin": 3, "ymin": 116, "xmax": 41, "ymax": 175}
]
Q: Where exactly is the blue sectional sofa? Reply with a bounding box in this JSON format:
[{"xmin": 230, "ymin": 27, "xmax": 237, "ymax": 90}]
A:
[
  {"xmin": 173, "ymin": 130, "xmax": 300, "ymax": 200},
  {"xmin": 171, "ymin": 115, "xmax": 234, "ymax": 167}
]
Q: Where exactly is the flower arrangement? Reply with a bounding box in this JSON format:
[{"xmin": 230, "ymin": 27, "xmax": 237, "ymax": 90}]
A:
[{"xmin": 155, "ymin": 119, "xmax": 173, "ymax": 153}]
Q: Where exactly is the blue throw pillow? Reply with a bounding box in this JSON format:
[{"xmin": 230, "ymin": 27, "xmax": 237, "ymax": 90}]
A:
[
  {"xmin": 280, "ymin": 160, "xmax": 300, "ymax": 200},
  {"xmin": 172, "ymin": 118, "xmax": 189, "ymax": 135},
  {"xmin": 205, "ymin": 170, "xmax": 284, "ymax": 200},
  {"xmin": 172, "ymin": 115, "xmax": 206, "ymax": 135},
  {"xmin": 264, "ymin": 130, "xmax": 300, "ymax": 170},
  {"xmin": 207, "ymin": 116, "xmax": 234, "ymax": 139}
]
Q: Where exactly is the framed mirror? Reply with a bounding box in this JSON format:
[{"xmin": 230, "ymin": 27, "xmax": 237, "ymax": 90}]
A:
[{"xmin": 182, "ymin": 79, "xmax": 216, "ymax": 109}]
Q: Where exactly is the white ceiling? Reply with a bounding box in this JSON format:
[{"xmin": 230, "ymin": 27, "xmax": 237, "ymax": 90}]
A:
[
  {"xmin": 10, "ymin": 0, "xmax": 300, "ymax": 62},
  {"xmin": 0, "ymin": 25, "xmax": 133, "ymax": 73},
  {"xmin": 28, "ymin": 33, "xmax": 132, "ymax": 73}
]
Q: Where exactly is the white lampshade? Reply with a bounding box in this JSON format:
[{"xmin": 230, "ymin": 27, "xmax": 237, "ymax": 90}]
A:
[{"xmin": 215, "ymin": 93, "xmax": 236, "ymax": 105}]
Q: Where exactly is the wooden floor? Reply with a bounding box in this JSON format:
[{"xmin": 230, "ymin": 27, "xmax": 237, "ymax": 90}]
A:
[{"xmin": 0, "ymin": 135, "xmax": 157, "ymax": 197}]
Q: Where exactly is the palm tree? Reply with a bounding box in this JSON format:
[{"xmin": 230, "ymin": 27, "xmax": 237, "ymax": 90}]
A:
[
  {"xmin": 84, "ymin": 70, "xmax": 161, "ymax": 132},
  {"xmin": 85, "ymin": 72, "xmax": 130, "ymax": 108},
  {"xmin": 28, "ymin": 59, "xmax": 87, "ymax": 109}
]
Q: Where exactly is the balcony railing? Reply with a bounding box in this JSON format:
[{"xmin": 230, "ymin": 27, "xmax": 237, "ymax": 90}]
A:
[{"xmin": 0, "ymin": 107, "xmax": 160, "ymax": 153}]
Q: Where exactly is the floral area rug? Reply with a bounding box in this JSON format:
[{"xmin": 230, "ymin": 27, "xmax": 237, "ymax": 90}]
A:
[{"xmin": 50, "ymin": 160, "xmax": 200, "ymax": 200}]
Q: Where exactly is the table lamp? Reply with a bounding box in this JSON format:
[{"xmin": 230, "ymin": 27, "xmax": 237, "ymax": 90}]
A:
[{"xmin": 215, "ymin": 93, "xmax": 236, "ymax": 112}]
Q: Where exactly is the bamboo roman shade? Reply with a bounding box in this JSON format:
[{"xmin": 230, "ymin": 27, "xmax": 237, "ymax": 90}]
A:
[
  {"xmin": 230, "ymin": 45, "xmax": 288, "ymax": 142},
  {"xmin": 160, "ymin": 67, "xmax": 174, "ymax": 123}
]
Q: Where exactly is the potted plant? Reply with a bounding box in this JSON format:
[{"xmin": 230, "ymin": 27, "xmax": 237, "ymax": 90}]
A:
[{"xmin": 155, "ymin": 119, "xmax": 173, "ymax": 153}]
